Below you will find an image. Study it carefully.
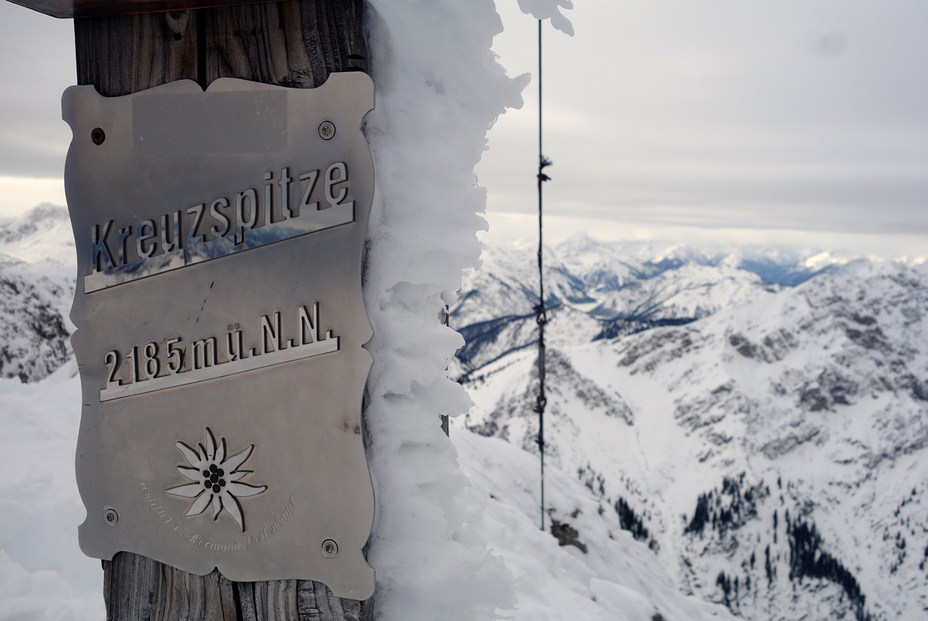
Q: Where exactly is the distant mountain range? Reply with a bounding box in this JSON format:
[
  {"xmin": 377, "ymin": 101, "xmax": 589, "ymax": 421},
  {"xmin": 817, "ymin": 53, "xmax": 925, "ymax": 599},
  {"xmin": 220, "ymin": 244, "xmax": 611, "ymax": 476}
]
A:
[
  {"xmin": 451, "ymin": 235, "xmax": 858, "ymax": 377},
  {"xmin": 0, "ymin": 203, "xmax": 75, "ymax": 269},
  {"xmin": 458, "ymin": 235, "xmax": 928, "ymax": 620}
]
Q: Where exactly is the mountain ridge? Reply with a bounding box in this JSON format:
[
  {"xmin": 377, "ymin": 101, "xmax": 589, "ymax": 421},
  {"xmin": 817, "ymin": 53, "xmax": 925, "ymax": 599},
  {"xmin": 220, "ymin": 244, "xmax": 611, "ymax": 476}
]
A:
[
  {"xmin": 463, "ymin": 256, "xmax": 928, "ymax": 620},
  {"xmin": 451, "ymin": 235, "xmax": 863, "ymax": 377}
]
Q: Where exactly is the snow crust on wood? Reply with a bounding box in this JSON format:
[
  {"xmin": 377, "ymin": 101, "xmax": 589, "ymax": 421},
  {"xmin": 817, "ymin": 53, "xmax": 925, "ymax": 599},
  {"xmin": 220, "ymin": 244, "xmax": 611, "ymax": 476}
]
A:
[
  {"xmin": 361, "ymin": 0, "xmax": 532, "ymax": 617},
  {"xmin": 516, "ymin": 0, "xmax": 575, "ymax": 35}
]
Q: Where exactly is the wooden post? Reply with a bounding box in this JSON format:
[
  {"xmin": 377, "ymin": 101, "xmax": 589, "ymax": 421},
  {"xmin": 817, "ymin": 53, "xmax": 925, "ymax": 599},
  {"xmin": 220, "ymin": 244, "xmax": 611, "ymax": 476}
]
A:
[{"xmin": 73, "ymin": 2, "xmax": 372, "ymax": 619}]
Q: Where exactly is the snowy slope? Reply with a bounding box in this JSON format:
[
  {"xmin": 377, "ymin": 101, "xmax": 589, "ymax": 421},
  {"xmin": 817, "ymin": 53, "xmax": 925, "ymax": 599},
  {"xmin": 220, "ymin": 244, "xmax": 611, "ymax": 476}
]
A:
[
  {"xmin": 0, "ymin": 362, "xmax": 103, "ymax": 621},
  {"xmin": 455, "ymin": 429, "xmax": 736, "ymax": 621},
  {"xmin": 0, "ymin": 204, "xmax": 74, "ymax": 383},
  {"xmin": 464, "ymin": 259, "xmax": 928, "ymax": 621}
]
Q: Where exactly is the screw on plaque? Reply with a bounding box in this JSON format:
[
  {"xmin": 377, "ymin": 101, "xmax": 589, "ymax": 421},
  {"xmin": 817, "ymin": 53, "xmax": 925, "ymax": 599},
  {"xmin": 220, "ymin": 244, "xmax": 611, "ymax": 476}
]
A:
[
  {"xmin": 104, "ymin": 508, "xmax": 119, "ymax": 526},
  {"xmin": 321, "ymin": 538, "xmax": 339, "ymax": 558},
  {"xmin": 91, "ymin": 128, "xmax": 106, "ymax": 145},
  {"xmin": 318, "ymin": 121, "xmax": 336, "ymax": 141}
]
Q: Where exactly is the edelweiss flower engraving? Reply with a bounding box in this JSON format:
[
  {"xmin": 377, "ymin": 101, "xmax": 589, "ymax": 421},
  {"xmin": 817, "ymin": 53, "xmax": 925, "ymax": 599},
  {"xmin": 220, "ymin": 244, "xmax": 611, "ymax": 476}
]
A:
[{"xmin": 166, "ymin": 427, "xmax": 267, "ymax": 531}]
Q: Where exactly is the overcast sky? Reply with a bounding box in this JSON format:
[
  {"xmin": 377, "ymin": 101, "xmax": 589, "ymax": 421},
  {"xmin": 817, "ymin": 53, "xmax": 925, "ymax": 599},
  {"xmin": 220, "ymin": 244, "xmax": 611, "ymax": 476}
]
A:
[
  {"xmin": 0, "ymin": 4, "xmax": 73, "ymax": 206},
  {"xmin": 482, "ymin": 1, "xmax": 928, "ymax": 257},
  {"xmin": 0, "ymin": 1, "xmax": 926, "ymax": 257}
]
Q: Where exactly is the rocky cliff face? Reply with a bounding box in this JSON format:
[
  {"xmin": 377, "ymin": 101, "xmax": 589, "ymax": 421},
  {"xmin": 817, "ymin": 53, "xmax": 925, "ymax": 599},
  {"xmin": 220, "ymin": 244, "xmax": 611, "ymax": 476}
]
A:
[
  {"xmin": 462, "ymin": 250, "xmax": 928, "ymax": 621},
  {"xmin": 0, "ymin": 205, "xmax": 74, "ymax": 382}
]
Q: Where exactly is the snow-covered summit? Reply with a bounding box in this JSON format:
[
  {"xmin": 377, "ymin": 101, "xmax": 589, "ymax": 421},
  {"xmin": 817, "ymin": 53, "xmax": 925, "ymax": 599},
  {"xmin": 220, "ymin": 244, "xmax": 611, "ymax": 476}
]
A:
[{"xmin": 0, "ymin": 203, "xmax": 74, "ymax": 268}]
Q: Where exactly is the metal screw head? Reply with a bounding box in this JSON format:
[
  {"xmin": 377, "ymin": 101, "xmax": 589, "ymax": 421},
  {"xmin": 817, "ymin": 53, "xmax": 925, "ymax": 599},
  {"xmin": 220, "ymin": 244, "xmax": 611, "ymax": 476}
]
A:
[
  {"xmin": 104, "ymin": 508, "xmax": 118, "ymax": 525},
  {"xmin": 318, "ymin": 121, "xmax": 336, "ymax": 141},
  {"xmin": 91, "ymin": 128, "xmax": 106, "ymax": 145},
  {"xmin": 321, "ymin": 538, "xmax": 339, "ymax": 558}
]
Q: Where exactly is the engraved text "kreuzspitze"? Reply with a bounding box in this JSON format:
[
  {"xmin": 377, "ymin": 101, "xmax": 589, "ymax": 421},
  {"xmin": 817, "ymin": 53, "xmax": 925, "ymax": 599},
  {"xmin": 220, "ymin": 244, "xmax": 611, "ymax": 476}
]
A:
[{"xmin": 89, "ymin": 162, "xmax": 352, "ymax": 275}]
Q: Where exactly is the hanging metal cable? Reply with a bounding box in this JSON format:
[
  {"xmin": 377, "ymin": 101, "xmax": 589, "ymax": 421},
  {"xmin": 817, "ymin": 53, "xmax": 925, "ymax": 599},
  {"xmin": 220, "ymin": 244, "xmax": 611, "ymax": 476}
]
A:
[{"xmin": 534, "ymin": 18, "xmax": 552, "ymax": 532}]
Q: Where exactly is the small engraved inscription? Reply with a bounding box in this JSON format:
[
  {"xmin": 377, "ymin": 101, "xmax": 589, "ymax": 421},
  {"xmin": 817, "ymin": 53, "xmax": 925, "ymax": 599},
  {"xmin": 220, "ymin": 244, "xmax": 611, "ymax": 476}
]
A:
[
  {"xmin": 246, "ymin": 496, "xmax": 296, "ymax": 549},
  {"xmin": 100, "ymin": 303, "xmax": 338, "ymax": 401},
  {"xmin": 185, "ymin": 533, "xmax": 242, "ymax": 552},
  {"xmin": 139, "ymin": 478, "xmax": 184, "ymax": 536}
]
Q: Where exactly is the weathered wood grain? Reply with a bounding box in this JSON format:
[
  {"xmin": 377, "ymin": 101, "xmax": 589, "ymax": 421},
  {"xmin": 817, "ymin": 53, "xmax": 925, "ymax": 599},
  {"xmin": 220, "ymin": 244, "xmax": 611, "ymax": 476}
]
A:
[
  {"xmin": 75, "ymin": 2, "xmax": 372, "ymax": 619},
  {"xmin": 202, "ymin": 0, "xmax": 366, "ymax": 86},
  {"xmin": 75, "ymin": 0, "xmax": 366, "ymax": 95},
  {"xmin": 75, "ymin": 10, "xmax": 198, "ymax": 96}
]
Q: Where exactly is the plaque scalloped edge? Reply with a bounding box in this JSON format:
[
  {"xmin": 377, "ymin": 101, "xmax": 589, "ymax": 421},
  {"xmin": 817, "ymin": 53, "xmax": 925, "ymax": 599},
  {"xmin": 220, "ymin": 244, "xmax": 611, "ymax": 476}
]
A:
[{"xmin": 65, "ymin": 72, "xmax": 376, "ymax": 599}]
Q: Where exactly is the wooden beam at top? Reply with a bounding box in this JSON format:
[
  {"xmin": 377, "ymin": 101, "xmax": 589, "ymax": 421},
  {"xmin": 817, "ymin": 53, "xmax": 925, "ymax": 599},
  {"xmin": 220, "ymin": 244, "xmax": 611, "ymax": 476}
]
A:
[{"xmin": 6, "ymin": 0, "xmax": 274, "ymax": 19}]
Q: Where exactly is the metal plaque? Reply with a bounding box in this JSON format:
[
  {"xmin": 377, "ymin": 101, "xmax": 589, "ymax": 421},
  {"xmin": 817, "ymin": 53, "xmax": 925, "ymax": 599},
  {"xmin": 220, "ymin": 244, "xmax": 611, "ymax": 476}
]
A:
[{"xmin": 64, "ymin": 73, "xmax": 375, "ymax": 599}]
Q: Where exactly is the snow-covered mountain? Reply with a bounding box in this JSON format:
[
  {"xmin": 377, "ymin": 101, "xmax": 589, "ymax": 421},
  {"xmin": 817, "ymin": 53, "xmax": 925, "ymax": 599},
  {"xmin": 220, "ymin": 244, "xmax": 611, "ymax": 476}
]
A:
[
  {"xmin": 0, "ymin": 203, "xmax": 75, "ymax": 269},
  {"xmin": 0, "ymin": 205, "xmax": 74, "ymax": 383},
  {"xmin": 451, "ymin": 234, "xmax": 843, "ymax": 377},
  {"xmin": 463, "ymin": 250, "xmax": 928, "ymax": 620}
]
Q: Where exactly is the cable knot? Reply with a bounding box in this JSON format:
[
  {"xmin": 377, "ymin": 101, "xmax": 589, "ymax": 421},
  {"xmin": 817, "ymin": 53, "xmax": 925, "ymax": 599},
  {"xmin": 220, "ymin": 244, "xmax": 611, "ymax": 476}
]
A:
[
  {"xmin": 538, "ymin": 156, "xmax": 553, "ymax": 182},
  {"xmin": 534, "ymin": 303, "xmax": 547, "ymax": 325},
  {"xmin": 534, "ymin": 395, "xmax": 547, "ymax": 413}
]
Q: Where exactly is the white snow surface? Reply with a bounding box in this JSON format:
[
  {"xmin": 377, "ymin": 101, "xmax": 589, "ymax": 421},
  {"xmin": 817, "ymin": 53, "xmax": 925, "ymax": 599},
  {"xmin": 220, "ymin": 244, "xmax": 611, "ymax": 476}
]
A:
[
  {"xmin": 516, "ymin": 0, "xmax": 575, "ymax": 35},
  {"xmin": 464, "ymin": 259, "xmax": 928, "ymax": 620},
  {"xmin": 351, "ymin": 0, "xmax": 575, "ymax": 618},
  {"xmin": 0, "ymin": 362, "xmax": 102, "ymax": 621}
]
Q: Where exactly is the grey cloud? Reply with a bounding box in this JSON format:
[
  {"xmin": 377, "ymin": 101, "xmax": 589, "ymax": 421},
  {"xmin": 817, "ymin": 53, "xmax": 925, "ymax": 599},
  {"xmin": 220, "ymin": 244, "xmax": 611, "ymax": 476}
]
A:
[
  {"xmin": 0, "ymin": 4, "xmax": 75, "ymax": 178},
  {"xmin": 481, "ymin": 0, "xmax": 928, "ymax": 250}
]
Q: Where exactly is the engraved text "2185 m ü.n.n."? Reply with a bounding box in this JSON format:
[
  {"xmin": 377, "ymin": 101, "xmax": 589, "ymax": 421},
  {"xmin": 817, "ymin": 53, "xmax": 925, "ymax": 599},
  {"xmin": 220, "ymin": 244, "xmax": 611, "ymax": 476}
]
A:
[{"xmin": 100, "ymin": 302, "xmax": 338, "ymax": 402}]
